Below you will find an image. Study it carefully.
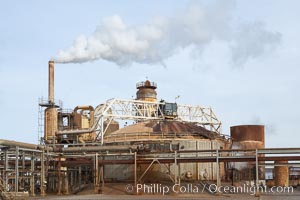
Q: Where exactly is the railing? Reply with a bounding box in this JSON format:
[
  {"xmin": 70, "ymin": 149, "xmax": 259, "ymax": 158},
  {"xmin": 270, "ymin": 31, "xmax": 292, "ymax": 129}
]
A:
[
  {"xmin": 136, "ymin": 81, "xmax": 157, "ymax": 88},
  {"xmin": 104, "ymin": 132, "xmax": 213, "ymax": 143}
]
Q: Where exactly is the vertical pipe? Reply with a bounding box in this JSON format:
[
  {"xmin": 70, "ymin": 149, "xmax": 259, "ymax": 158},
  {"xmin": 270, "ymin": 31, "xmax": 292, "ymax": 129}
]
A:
[
  {"xmin": 255, "ymin": 149, "xmax": 260, "ymax": 197},
  {"xmin": 95, "ymin": 153, "xmax": 99, "ymax": 193},
  {"xmin": 78, "ymin": 166, "xmax": 82, "ymax": 186},
  {"xmin": 64, "ymin": 170, "xmax": 69, "ymax": 194},
  {"xmin": 70, "ymin": 170, "xmax": 73, "ymax": 190},
  {"xmin": 41, "ymin": 151, "xmax": 46, "ymax": 196},
  {"xmin": 15, "ymin": 146, "xmax": 19, "ymax": 193},
  {"xmin": 195, "ymin": 141, "xmax": 198, "ymax": 181},
  {"xmin": 216, "ymin": 149, "xmax": 220, "ymax": 188},
  {"xmin": 4, "ymin": 149, "xmax": 8, "ymax": 191},
  {"xmin": 31, "ymin": 153, "xmax": 35, "ymax": 196},
  {"xmin": 101, "ymin": 166, "xmax": 104, "ymax": 192},
  {"xmin": 210, "ymin": 140, "xmax": 214, "ymax": 180},
  {"xmin": 134, "ymin": 152, "xmax": 137, "ymax": 187},
  {"xmin": 174, "ymin": 151, "xmax": 177, "ymax": 184},
  {"xmin": 48, "ymin": 61, "xmax": 54, "ymax": 103},
  {"xmin": 101, "ymin": 118, "xmax": 104, "ymax": 145},
  {"xmin": 57, "ymin": 157, "xmax": 61, "ymax": 195},
  {"xmin": 22, "ymin": 152, "xmax": 25, "ymax": 190}
]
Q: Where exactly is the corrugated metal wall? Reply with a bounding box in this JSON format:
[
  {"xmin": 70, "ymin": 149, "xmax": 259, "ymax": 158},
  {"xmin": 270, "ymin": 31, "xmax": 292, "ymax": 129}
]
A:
[{"xmin": 104, "ymin": 139, "xmax": 226, "ymax": 182}]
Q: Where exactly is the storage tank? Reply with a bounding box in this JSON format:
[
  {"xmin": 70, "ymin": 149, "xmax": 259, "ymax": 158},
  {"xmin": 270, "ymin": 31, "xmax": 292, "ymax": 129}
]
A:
[
  {"xmin": 136, "ymin": 80, "xmax": 157, "ymax": 102},
  {"xmin": 230, "ymin": 125, "xmax": 265, "ymax": 180},
  {"xmin": 274, "ymin": 161, "xmax": 289, "ymax": 186},
  {"xmin": 44, "ymin": 107, "xmax": 58, "ymax": 143},
  {"xmin": 104, "ymin": 120, "xmax": 228, "ymax": 182}
]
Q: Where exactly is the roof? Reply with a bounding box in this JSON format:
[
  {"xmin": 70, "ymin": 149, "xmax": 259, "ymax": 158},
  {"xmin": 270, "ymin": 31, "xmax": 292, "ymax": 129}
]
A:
[{"xmin": 105, "ymin": 120, "xmax": 222, "ymax": 140}]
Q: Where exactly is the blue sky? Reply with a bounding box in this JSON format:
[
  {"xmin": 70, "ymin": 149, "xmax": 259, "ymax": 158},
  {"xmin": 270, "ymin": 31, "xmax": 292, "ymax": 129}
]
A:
[{"xmin": 0, "ymin": 0, "xmax": 299, "ymax": 147}]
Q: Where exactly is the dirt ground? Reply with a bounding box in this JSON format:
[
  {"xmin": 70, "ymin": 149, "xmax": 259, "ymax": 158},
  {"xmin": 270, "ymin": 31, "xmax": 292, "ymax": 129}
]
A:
[{"xmin": 28, "ymin": 183, "xmax": 300, "ymax": 200}]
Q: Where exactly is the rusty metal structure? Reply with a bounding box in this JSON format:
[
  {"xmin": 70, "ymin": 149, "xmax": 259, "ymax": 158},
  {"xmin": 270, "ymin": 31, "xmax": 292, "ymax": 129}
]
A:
[
  {"xmin": 1, "ymin": 61, "xmax": 300, "ymax": 199},
  {"xmin": 230, "ymin": 125, "xmax": 265, "ymax": 181}
]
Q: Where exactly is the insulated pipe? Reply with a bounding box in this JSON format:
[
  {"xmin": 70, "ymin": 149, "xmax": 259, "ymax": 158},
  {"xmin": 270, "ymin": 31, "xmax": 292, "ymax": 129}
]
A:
[
  {"xmin": 0, "ymin": 139, "xmax": 38, "ymax": 150},
  {"xmin": 0, "ymin": 139, "xmax": 53, "ymax": 151},
  {"xmin": 48, "ymin": 61, "xmax": 54, "ymax": 103},
  {"xmin": 74, "ymin": 106, "xmax": 94, "ymax": 112}
]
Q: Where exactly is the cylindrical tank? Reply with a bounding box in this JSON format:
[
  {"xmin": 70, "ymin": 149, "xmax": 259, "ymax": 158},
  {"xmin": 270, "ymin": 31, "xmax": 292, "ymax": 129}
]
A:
[
  {"xmin": 44, "ymin": 107, "xmax": 58, "ymax": 143},
  {"xmin": 274, "ymin": 161, "xmax": 289, "ymax": 186},
  {"xmin": 230, "ymin": 125, "xmax": 265, "ymax": 147},
  {"xmin": 230, "ymin": 125, "xmax": 265, "ymax": 180},
  {"xmin": 103, "ymin": 121, "xmax": 228, "ymax": 182},
  {"xmin": 136, "ymin": 80, "xmax": 157, "ymax": 102}
]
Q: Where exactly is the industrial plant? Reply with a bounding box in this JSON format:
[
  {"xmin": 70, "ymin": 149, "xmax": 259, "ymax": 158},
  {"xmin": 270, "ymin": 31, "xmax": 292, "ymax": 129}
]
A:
[{"xmin": 0, "ymin": 61, "xmax": 300, "ymax": 199}]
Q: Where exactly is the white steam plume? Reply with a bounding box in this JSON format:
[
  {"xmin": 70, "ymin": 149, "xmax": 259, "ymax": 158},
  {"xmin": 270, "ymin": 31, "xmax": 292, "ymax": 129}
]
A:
[{"xmin": 52, "ymin": 1, "xmax": 281, "ymax": 66}]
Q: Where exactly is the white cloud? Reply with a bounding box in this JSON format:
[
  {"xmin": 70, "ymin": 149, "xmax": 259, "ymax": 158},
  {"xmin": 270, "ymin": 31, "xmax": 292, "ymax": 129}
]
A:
[{"xmin": 53, "ymin": 1, "xmax": 281, "ymax": 67}]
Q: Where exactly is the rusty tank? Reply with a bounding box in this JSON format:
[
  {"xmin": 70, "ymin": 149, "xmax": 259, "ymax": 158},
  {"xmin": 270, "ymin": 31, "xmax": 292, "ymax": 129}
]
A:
[
  {"xmin": 230, "ymin": 125, "xmax": 265, "ymax": 180},
  {"xmin": 104, "ymin": 120, "xmax": 228, "ymax": 182},
  {"xmin": 136, "ymin": 80, "xmax": 157, "ymax": 102},
  {"xmin": 274, "ymin": 160, "xmax": 289, "ymax": 186}
]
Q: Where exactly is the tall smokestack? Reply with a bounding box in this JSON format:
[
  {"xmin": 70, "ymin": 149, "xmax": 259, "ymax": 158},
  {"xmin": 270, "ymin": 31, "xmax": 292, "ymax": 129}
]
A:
[{"xmin": 48, "ymin": 61, "xmax": 54, "ymax": 104}]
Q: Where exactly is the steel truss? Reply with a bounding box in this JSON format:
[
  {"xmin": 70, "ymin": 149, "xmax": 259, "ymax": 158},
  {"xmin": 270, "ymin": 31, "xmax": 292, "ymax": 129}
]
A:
[{"xmin": 90, "ymin": 98, "xmax": 222, "ymax": 144}]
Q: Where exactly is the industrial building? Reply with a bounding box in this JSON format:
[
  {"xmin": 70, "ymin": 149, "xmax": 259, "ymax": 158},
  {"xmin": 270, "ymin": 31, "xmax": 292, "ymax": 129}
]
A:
[{"xmin": 0, "ymin": 61, "xmax": 300, "ymax": 199}]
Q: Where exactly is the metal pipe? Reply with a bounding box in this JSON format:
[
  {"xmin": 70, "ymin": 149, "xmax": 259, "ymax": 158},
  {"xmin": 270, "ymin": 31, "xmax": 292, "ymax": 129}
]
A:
[
  {"xmin": 255, "ymin": 149, "xmax": 260, "ymax": 197},
  {"xmin": 31, "ymin": 153, "xmax": 35, "ymax": 197},
  {"xmin": 57, "ymin": 129, "xmax": 93, "ymax": 135},
  {"xmin": 15, "ymin": 146, "xmax": 19, "ymax": 193},
  {"xmin": 134, "ymin": 152, "xmax": 137, "ymax": 191},
  {"xmin": 216, "ymin": 149, "xmax": 220, "ymax": 188},
  {"xmin": 74, "ymin": 105, "xmax": 94, "ymax": 113},
  {"xmin": 53, "ymin": 145, "xmax": 137, "ymax": 153},
  {"xmin": 40, "ymin": 151, "xmax": 46, "ymax": 196},
  {"xmin": 95, "ymin": 153, "xmax": 99, "ymax": 193},
  {"xmin": 0, "ymin": 139, "xmax": 39, "ymax": 150},
  {"xmin": 48, "ymin": 61, "xmax": 54, "ymax": 103}
]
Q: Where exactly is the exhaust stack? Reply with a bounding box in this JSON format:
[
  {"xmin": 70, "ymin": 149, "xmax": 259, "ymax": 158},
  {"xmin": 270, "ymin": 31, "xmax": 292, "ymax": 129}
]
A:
[{"xmin": 48, "ymin": 61, "xmax": 54, "ymax": 103}]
